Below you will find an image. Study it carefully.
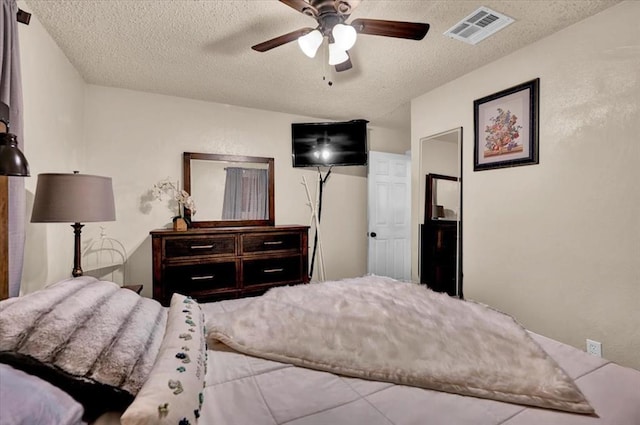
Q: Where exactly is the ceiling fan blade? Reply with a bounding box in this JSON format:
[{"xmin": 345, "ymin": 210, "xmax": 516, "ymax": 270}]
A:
[
  {"xmin": 252, "ymin": 28, "xmax": 314, "ymax": 52},
  {"xmin": 335, "ymin": 54, "xmax": 353, "ymax": 72},
  {"xmin": 279, "ymin": 0, "xmax": 318, "ymax": 17},
  {"xmin": 351, "ymin": 18, "xmax": 430, "ymax": 40}
]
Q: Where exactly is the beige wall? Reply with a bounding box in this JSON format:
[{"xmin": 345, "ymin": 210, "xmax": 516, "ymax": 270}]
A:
[
  {"xmin": 17, "ymin": 5, "xmax": 407, "ymax": 295},
  {"xmin": 411, "ymin": 1, "xmax": 640, "ymax": 369},
  {"xmin": 370, "ymin": 125, "xmax": 410, "ymax": 154},
  {"xmin": 18, "ymin": 6, "xmax": 86, "ymax": 293}
]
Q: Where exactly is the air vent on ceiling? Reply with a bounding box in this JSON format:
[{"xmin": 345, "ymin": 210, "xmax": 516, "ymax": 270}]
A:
[{"xmin": 444, "ymin": 7, "xmax": 514, "ymax": 45}]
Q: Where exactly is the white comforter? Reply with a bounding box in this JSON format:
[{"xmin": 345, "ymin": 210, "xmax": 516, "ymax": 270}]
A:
[
  {"xmin": 199, "ymin": 283, "xmax": 640, "ymax": 425},
  {"xmin": 207, "ymin": 277, "xmax": 591, "ymax": 413}
]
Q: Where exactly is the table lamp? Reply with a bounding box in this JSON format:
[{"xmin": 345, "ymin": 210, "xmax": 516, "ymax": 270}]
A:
[{"xmin": 31, "ymin": 171, "xmax": 115, "ymax": 277}]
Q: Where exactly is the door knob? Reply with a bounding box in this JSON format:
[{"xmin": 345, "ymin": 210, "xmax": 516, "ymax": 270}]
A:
[{"xmin": 370, "ymin": 232, "xmax": 377, "ymax": 238}]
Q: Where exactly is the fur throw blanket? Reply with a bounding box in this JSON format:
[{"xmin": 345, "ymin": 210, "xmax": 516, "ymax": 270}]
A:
[
  {"xmin": 0, "ymin": 277, "xmax": 167, "ymax": 418},
  {"xmin": 207, "ymin": 276, "xmax": 594, "ymax": 414}
]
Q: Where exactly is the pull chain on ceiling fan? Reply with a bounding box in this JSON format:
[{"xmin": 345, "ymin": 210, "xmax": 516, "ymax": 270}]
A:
[{"xmin": 252, "ymin": 0, "xmax": 430, "ymax": 72}]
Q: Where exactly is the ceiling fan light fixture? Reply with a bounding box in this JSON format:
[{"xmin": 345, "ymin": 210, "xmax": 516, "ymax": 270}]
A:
[
  {"xmin": 332, "ymin": 23, "xmax": 357, "ymax": 51},
  {"xmin": 328, "ymin": 43, "xmax": 349, "ymax": 65},
  {"xmin": 298, "ymin": 29, "xmax": 323, "ymax": 58}
]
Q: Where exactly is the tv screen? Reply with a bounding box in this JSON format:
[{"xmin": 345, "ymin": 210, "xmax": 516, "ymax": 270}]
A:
[{"xmin": 291, "ymin": 119, "xmax": 368, "ymax": 167}]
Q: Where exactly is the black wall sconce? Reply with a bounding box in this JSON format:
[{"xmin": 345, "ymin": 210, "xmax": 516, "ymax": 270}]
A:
[{"xmin": 0, "ymin": 101, "xmax": 29, "ymax": 177}]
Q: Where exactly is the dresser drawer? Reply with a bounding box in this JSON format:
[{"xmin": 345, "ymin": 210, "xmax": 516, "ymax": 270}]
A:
[
  {"xmin": 243, "ymin": 256, "xmax": 302, "ymax": 286},
  {"xmin": 165, "ymin": 235, "xmax": 236, "ymax": 258},
  {"xmin": 242, "ymin": 232, "xmax": 301, "ymax": 254},
  {"xmin": 165, "ymin": 262, "xmax": 237, "ymax": 292}
]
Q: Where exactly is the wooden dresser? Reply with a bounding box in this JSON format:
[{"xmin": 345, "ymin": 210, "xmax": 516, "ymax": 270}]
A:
[
  {"xmin": 150, "ymin": 225, "xmax": 309, "ymax": 305},
  {"xmin": 420, "ymin": 222, "xmax": 458, "ymax": 295},
  {"xmin": 419, "ymin": 173, "xmax": 460, "ymax": 297}
]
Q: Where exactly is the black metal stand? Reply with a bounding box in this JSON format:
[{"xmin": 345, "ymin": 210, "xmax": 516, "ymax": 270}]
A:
[{"xmin": 309, "ymin": 167, "xmax": 331, "ymax": 280}]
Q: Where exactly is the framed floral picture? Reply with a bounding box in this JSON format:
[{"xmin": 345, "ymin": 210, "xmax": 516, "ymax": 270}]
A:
[{"xmin": 473, "ymin": 78, "xmax": 539, "ymax": 171}]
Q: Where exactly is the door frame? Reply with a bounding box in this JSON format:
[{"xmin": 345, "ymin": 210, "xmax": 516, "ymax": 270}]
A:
[{"xmin": 418, "ymin": 128, "xmax": 463, "ymax": 298}]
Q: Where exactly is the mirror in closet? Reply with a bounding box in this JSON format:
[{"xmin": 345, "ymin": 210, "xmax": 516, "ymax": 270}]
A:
[{"xmin": 419, "ymin": 128, "xmax": 463, "ymax": 297}]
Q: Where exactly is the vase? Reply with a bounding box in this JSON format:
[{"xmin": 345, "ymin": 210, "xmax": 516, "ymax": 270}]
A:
[{"xmin": 173, "ymin": 216, "xmax": 187, "ymax": 231}]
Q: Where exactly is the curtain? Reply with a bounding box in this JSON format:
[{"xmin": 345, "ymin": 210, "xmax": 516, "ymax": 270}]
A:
[
  {"xmin": 1, "ymin": 0, "xmax": 26, "ymax": 297},
  {"xmin": 222, "ymin": 168, "xmax": 268, "ymax": 220}
]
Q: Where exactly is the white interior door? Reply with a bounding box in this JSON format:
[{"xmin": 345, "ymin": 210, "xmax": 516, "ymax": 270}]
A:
[{"xmin": 367, "ymin": 151, "xmax": 411, "ymax": 280}]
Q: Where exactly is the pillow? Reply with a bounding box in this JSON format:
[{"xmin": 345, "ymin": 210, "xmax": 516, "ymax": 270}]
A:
[
  {"xmin": 121, "ymin": 294, "xmax": 206, "ymax": 425},
  {"xmin": 0, "ymin": 277, "xmax": 168, "ymax": 422},
  {"xmin": 0, "ymin": 363, "xmax": 85, "ymax": 425}
]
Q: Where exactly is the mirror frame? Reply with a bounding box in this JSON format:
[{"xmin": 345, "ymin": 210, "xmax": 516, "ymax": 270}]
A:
[
  {"xmin": 419, "ymin": 127, "xmax": 463, "ymax": 298},
  {"xmin": 424, "ymin": 173, "xmax": 459, "ymax": 222},
  {"xmin": 183, "ymin": 152, "xmax": 275, "ymax": 228}
]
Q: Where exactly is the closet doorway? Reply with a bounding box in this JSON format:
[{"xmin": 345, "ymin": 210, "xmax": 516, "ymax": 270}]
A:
[{"xmin": 419, "ymin": 128, "xmax": 463, "ymax": 297}]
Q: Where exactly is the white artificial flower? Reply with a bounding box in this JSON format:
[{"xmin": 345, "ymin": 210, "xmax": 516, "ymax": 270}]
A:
[{"xmin": 152, "ymin": 178, "xmax": 196, "ymax": 217}]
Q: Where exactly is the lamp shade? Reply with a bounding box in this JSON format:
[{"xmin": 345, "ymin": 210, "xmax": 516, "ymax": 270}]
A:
[
  {"xmin": 0, "ymin": 133, "xmax": 30, "ymax": 177},
  {"xmin": 332, "ymin": 24, "xmax": 357, "ymax": 51},
  {"xmin": 31, "ymin": 173, "xmax": 115, "ymax": 223},
  {"xmin": 298, "ymin": 29, "xmax": 323, "ymax": 58},
  {"xmin": 328, "ymin": 43, "xmax": 349, "ymax": 65}
]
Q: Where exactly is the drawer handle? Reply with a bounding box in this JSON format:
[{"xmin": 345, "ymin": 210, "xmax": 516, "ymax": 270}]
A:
[
  {"xmin": 263, "ymin": 241, "xmax": 283, "ymax": 246},
  {"xmin": 191, "ymin": 275, "xmax": 215, "ymax": 281},
  {"xmin": 190, "ymin": 244, "xmax": 214, "ymax": 250},
  {"xmin": 263, "ymin": 268, "xmax": 284, "ymax": 274}
]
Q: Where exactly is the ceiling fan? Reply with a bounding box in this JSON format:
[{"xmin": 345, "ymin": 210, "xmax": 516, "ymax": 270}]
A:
[{"xmin": 252, "ymin": 0, "xmax": 430, "ymax": 72}]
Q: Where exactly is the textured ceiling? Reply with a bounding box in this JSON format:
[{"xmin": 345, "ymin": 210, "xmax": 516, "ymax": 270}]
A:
[{"xmin": 23, "ymin": 0, "xmax": 620, "ymax": 129}]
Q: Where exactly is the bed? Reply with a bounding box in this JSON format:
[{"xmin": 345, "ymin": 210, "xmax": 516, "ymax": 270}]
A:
[{"xmin": 1, "ymin": 276, "xmax": 639, "ymax": 425}]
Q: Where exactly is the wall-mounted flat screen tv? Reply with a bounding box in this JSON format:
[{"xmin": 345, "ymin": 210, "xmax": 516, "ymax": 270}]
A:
[{"xmin": 291, "ymin": 119, "xmax": 368, "ymax": 167}]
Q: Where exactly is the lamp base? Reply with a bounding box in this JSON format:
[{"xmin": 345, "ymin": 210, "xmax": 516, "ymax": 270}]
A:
[{"xmin": 72, "ymin": 222, "xmax": 84, "ymax": 277}]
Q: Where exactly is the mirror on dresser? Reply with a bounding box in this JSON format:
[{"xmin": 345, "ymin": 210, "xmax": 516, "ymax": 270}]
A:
[{"xmin": 183, "ymin": 152, "xmax": 275, "ymax": 228}]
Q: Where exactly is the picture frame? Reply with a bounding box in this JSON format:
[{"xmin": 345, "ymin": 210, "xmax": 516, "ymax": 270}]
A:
[{"xmin": 473, "ymin": 78, "xmax": 539, "ymax": 171}]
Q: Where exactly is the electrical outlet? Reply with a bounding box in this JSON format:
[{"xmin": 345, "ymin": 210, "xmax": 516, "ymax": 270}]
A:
[{"xmin": 586, "ymin": 339, "xmax": 602, "ymax": 357}]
